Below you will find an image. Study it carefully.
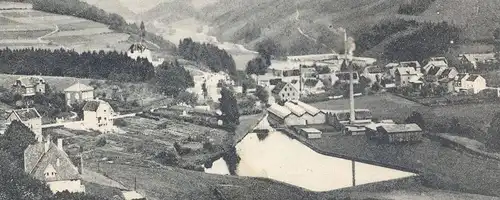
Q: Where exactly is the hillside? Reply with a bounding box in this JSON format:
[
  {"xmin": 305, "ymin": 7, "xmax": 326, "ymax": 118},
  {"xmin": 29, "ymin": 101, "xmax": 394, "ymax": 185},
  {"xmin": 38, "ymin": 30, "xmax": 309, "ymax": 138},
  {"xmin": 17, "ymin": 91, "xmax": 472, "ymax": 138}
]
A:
[
  {"xmin": 81, "ymin": 0, "xmax": 139, "ymax": 22},
  {"xmin": 0, "ymin": 2, "xmax": 142, "ymax": 53},
  {"xmin": 198, "ymin": 0, "xmax": 500, "ymax": 55}
]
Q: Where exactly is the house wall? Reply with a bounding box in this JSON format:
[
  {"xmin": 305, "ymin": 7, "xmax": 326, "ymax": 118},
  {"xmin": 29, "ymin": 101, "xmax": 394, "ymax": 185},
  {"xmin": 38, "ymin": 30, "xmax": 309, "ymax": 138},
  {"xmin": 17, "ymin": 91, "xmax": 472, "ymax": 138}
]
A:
[
  {"xmin": 278, "ymin": 85, "xmax": 299, "ymax": 102},
  {"xmin": 83, "ymin": 111, "xmax": 98, "ymax": 130},
  {"xmin": 127, "ymin": 49, "xmax": 153, "ymax": 63},
  {"xmin": 302, "ymin": 112, "xmax": 326, "ymax": 125},
  {"xmin": 284, "ymin": 114, "xmax": 306, "ymax": 126},
  {"xmin": 396, "ymin": 74, "xmax": 415, "ymax": 87},
  {"xmin": 66, "ymin": 91, "xmax": 94, "ymax": 106},
  {"xmin": 472, "ymin": 77, "xmax": 487, "ymax": 94},
  {"xmin": 383, "ymin": 131, "xmax": 423, "ymax": 143},
  {"xmin": 267, "ymin": 112, "xmax": 285, "ymax": 126},
  {"xmin": 35, "ymin": 84, "xmax": 46, "ymax": 94},
  {"xmin": 96, "ymin": 103, "xmax": 114, "ymax": 133},
  {"xmin": 6, "ymin": 114, "xmax": 42, "ymax": 136},
  {"xmin": 47, "ymin": 180, "xmax": 85, "ymax": 194}
]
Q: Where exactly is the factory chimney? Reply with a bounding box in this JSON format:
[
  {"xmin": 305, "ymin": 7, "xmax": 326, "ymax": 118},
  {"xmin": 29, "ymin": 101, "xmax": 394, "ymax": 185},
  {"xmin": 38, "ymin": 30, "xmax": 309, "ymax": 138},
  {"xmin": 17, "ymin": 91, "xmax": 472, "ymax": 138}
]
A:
[{"xmin": 344, "ymin": 31, "xmax": 356, "ymax": 124}]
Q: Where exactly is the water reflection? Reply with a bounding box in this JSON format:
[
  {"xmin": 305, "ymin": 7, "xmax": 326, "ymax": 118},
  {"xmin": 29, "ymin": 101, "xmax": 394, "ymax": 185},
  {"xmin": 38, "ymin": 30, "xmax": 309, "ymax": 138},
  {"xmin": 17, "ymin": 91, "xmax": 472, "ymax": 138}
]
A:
[{"xmin": 205, "ymin": 131, "xmax": 416, "ymax": 192}]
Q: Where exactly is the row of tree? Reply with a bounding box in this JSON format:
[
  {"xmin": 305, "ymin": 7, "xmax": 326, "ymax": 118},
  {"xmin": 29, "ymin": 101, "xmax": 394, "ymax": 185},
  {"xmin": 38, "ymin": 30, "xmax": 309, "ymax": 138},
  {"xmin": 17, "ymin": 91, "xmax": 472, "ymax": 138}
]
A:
[
  {"xmin": 0, "ymin": 121, "xmax": 100, "ymax": 199},
  {"xmin": 178, "ymin": 38, "xmax": 237, "ymax": 76},
  {"xmin": 0, "ymin": 48, "xmax": 155, "ymax": 82},
  {"xmin": 153, "ymin": 60, "xmax": 194, "ymax": 97}
]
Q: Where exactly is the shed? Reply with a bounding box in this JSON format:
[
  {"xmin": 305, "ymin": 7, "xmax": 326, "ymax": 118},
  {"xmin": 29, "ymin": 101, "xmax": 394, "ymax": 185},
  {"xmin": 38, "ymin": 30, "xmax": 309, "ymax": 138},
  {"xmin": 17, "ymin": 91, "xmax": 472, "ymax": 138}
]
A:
[{"xmin": 299, "ymin": 128, "xmax": 322, "ymax": 139}]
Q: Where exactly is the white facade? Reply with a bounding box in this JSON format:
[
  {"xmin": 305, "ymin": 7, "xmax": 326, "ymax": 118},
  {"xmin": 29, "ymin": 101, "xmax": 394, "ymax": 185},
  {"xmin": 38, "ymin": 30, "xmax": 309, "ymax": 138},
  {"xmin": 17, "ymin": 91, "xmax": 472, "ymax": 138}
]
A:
[
  {"xmin": 464, "ymin": 76, "xmax": 487, "ymax": 94},
  {"xmin": 83, "ymin": 101, "xmax": 114, "ymax": 133},
  {"xmin": 47, "ymin": 180, "xmax": 85, "ymax": 194},
  {"xmin": 127, "ymin": 48, "xmax": 153, "ymax": 63}
]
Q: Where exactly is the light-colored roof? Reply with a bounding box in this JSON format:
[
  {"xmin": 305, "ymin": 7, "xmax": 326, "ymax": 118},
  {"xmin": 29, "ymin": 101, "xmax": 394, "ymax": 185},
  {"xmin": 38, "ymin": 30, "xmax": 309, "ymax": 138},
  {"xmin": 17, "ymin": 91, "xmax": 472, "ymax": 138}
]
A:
[
  {"xmin": 9, "ymin": 108, "xmax": 41, "ymax": 121},
  {"xmin": 292, "ymin": 100, "xmax": 321, "ymax": 115},
  {"xmin": 267, "ymin": 104, "xmax": 292, "ymax": 119},
  {"xmin": 284, "ymin": 101, "xmax": 307, "ymax": 116},
  {"xmin": 379, "ymin": 123, "xmax": 422, "ymax": 133},
  {"xmin": 122, "ymin": 191, "xmax": 145, "ymax": 200},
  {"xmin": 15, "ymin": 76, "xmax": 45, "ymax": 87},
  {"xmin": 301, "ymin": 128, "xmax": 321, "ymax": 133},
  {"xmin": 399, "ymin": 61, "xmax": 421, "ymax": 68},
  {"xmin": 64, "ymin": 83, "xmax": 94, "ymax": 92},
  {"xmin": 395, "ymin": 67, "xmax": 418, "ymax": 75},
  {"xmin": 424, "ymin": 61, "xmax": 448, "ymax": 69},
  {"xmin": 268, "ymin": 60, "xmax": 300, "ymax": 71},
  {"xmin": 385, "ymin": 63, "xmax": 399, "ymax": 68},
  {"xmin": 365, "ymin": 122, "xmax": 396, "ymax": 130},
  {"xmin": 460, "ymin": 53, "xmax": 495, "ymax": 62},
  {"xmin": 24, "ymin": 139, "xmax": 80, "ymax": 181}
]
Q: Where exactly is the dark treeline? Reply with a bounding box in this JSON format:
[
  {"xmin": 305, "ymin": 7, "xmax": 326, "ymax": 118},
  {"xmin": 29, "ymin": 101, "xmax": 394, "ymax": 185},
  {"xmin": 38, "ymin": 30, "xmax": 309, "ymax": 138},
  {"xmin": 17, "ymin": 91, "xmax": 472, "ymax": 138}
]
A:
[
  {"xmin": 0, "ymin": 48, "xmax": 155, "ymax": 82},
  {"xmin": 355, "ymin": 19, "xmax": 418, "ymax": 55},
  {"xmin": 178, "ymin": 38, "xmax": 237, "ymax": 76},
  {"xmin": 384, "ymin": 22, "xmax": 461, "ymax": 63},
  {"xmin": 398, "ymin": 0, "xmax": 437, "ymax": 15},
  {"xmin": 1, "ymin": 0, "xmax": 175, "ymax": 51}
]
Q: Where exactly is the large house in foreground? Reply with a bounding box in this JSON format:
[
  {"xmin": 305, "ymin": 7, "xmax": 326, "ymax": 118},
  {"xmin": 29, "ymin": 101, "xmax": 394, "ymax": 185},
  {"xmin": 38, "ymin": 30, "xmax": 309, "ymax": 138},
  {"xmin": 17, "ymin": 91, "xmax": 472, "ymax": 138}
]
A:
[
  {"xmin": 6, "ymin": 108, "xmax": 42, "ymax": 137},
  {"xmin": 83, "ymin": 100, "xmax": 115, "ymax": 133},
  {"xmin": 24, "ymin": 136, "xmax": 85, "ymax": 194},
  {"xmin": 12, "ymin": 76, "xmax": 47, "ymax": 97}
]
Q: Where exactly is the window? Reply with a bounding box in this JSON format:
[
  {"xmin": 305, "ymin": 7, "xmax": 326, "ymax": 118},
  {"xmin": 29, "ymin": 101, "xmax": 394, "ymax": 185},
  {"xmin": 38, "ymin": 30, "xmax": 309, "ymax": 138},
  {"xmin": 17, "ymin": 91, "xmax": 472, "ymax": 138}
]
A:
[
  {"xmin": 288, "ymin": 93, "xmax": 290, "ymax": 96},
  {"xmin": 284, "ymin": 88, "xmax": 287, "ymax": 91},
  {"xmin": 282, "ymin": 94, "xmax": 285, "ymax": 97}
]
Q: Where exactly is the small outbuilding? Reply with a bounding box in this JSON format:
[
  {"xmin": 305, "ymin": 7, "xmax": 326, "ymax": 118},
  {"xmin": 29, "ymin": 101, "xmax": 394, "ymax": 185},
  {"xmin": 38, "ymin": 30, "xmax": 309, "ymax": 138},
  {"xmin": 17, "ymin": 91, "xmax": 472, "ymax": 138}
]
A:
[{"xmin": 299, "ymin": 128, "xmax": 322, "ymax": 139}]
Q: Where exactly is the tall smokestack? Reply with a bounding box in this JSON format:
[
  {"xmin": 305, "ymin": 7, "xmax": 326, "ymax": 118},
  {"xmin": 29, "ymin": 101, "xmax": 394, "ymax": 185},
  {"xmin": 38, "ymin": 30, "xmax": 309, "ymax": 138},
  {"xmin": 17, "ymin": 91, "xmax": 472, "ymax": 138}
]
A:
[{"xmin": 345, "ymin": 31, "xmax": 356, "ymax": 123}]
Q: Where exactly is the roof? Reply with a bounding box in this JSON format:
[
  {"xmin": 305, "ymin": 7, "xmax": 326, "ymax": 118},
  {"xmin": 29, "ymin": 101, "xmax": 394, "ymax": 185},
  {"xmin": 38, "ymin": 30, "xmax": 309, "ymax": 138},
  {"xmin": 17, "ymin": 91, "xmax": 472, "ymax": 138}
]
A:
[
  {"xmin": 292, "ymin": 100, "xmax": 321, "ymax": 115},
  {"xmin": 24, "ymin": 140, "xmax": 80, "ymax": 181},
  {"xmin": 128, "ymin": 43, "xmax": 148, "ymax": 53},
  {"xmin": 271, "ymin": 81, "xmax": 287, "ymax": 94},
  {"xmin": 460, "ymin": 53, "xmax": 496, "ymax": 62},
  {"xmin": 268, "ymin": 60, "xmax": 300, "ymax": 71},
  {"xmin": 64, "ymin": 83, "xmax": 94, "ymax": 92},
  {"xmin": 367, "ymin": 66, "xmax": 384, "ymax": 73},
  {"xmin": 395, "ymin": 67, "xmax": 417, "ymax": 75},
  {"xmin": 122, "ymin": 191, "xmax": 145, "ymax": 200},
  {"xmin": 385, "ymin": 63, "xmax": 399, "ymax": 68},
  {"xmin": 378, "ymin": 123, "xmax": 422, "ymax": 133},
  {"xmin": 399, "ymin": 61, "xmax": 421, "ymax": 68},
  {"xmin": 456, "ymin": 73, "xmax": 469, "ymax": 81},
  {"xmin": 301, "ymin": 128, "xmax": 321, "ymax": 133},
  {"xmin": 15, "ymin": 76, "xmax": 45, "ymax": 87},
  {"xmin": 427, "ymin": 66, "xmax": 441, "ymax": 76},
  {"xmin": 284, "ymin": 101, "xmax": 307, "ymax": 116},
  {"xmin": 304, "ymin": 79, "xmax": 319, "ymax": 87},
  {"xmin": 9, "ymin": 108, "xmax": 41, "ymax": 121},
  {"xmin": 466, "ymin": 74, "xmax": 481, "ymax": 82},
  {"xmin": 424, "ymin": 61, "xmax": 448, "ymax": 69},
  {"xmin": 267, "ymin": 104, "xmax": 292, "ymax": 119},
  {"xmin": 83, "ymin": 100, "xmax": 111, "ymax": 112}
]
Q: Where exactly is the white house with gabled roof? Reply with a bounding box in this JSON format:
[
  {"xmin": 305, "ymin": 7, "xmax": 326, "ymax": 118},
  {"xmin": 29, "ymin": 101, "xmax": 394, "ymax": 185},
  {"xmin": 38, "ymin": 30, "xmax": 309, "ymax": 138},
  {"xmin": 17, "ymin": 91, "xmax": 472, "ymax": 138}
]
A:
[
  {"xmin": 64, "ymin": 83, "xmax": 95, "ymax": 106},
  {"xmin": 24, "ymin": 136, "xmax": 85, "ymax": 194},
  {"xmin": 83, "ymin": 100, "xmax": 114, "ymax": 133}
]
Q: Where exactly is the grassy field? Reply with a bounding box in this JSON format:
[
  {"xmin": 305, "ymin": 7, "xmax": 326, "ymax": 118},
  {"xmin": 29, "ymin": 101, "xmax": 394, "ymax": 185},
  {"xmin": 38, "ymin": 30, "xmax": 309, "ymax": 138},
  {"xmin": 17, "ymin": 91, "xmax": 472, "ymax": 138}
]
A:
[
  {"xmin": 0, "ymin": 7, "xmax": 135, "ymax": 52},
  {"xmin": 311, "ymin": 93, "xmax": 500, "ymax": 143}
]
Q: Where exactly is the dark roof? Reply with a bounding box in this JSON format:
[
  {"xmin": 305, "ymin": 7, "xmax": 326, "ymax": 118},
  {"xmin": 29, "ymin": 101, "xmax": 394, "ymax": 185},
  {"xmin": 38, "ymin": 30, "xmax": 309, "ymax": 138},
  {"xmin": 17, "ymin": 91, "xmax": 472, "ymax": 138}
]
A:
[
  {"xmin": 466, "ymin": 74, "xmax": 480, "ymax": 82},
  {"xmin": 427, "ymin": 66, "xmax": 441, "ymax": 76},
  {"xmin": 11, "ymin": 108, "xmax": 41, "ymax": 121},
  {"xmin": 291, "ymin": 79, "xmax": 298, "ymax": 84},
  {"xmin": 24, "ymin": 141, "xmax": 80, "ymax": 181},
  {"xmin": 128, "ymin": 43, "xmax": 147, "ymax": 53},
  {"xmin": 271, "ymin": 82, "xmax": 288, "ymax": 94},
  {"xmin": 82, "ymin": 100, "xmax": 101, "ymax": 111},
  {"xmin": 399, "ymin": 61, "xmax": 419, "ymax": 68},
  {"xmin": 440, "ymin": 68, "xmax": 452, "ymax": 77},
  {"xmin": 367, "ymin": 66, "xmax": 384, "ymax": 73},
  {"xmin": 304, "ymin": 79, "xmax": 319, "ymax": 87}
]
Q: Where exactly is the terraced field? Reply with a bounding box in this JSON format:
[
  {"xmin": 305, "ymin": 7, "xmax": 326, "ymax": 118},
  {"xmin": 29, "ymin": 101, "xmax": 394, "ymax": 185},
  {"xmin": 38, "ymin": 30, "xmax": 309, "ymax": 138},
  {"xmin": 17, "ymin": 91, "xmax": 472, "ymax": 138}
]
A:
[{"xmin": 0, "ymin": 6, "xmax": 133, "ymax": 52}]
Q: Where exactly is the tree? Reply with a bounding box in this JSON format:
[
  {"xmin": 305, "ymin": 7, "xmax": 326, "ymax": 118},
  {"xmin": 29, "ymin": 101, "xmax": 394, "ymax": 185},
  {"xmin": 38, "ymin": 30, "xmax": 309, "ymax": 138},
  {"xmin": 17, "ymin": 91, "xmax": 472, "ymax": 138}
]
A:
[
  {"xmin": 202, "ymin": 81, "xmax": 208, "ymax": 98},
  {"xmin": 245, "ymin": 56, "xmax": 268, "ymax": 75},
  {"xmin": 174, "ymin": 91, "xmax": 198, "ymax": 106},
  {"xmin": 405, "ymin": 111, "xmax": 425, "ymax": 128},
  {"xmin": 448, "ymin": 117, "xmax": 461, "ymax": 134},
  {"xmin": 219, "ymin": 87, "xmax": 240, "ymax": 131},
  {"xmin": 256, "ymin": 38, "xmax": 282, "ymax": 65},
  {"xmin": 255, "ymin": 85, "xmax": 269, "ymax": 104},
  {"xmin": 154, "ymin": 61, "xmax": 194, "ymax": 96},
  {"xmin": 0, "ymin": 121, "xmax": 37, "ymax": 162},
  {"xmin": 487, "ymin": 112, "xmax": 500, "ymax": 150},
  {"xmin": 242, "ymin": 82, "xmax": 248, "ymax": 94}
]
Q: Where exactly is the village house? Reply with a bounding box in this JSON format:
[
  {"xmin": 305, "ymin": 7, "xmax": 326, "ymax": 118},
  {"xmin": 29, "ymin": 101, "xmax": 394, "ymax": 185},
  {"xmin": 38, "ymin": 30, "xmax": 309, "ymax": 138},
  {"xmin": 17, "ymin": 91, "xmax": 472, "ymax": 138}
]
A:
[
  {"xmin": 6, "ymin": 108, "xmax": 42, "ymax": 137},
  {"xmin": 64, "ymin": 83, "xmax": 95, "ymax": 106},
  {"xmin": 423, "ymin": 60, "xmax": 448, "ymax": 74},
  {"xmin": 461, "ymin": 74, "xmax": 487, "ymax": 94},
  {"xmin": 399, "ymin": 61, "xmax": 422, "ymax": 72},
  {"xmin": 303, "ymin": 79, "xmax": 325, "ymax": 95},
  {"xmin": 368, "ymin": 123, "xmax": 423, "ymax": 143},
  {"xmin": 334, "ymin": 71, "xmax": 360, "ymax": 84},
  {"xmin": 427, "ymin": 57, "xmax": 448, "ymax": 65},
  {"xmin": 24, "ymin": 136, "xmax": 85, "ymax": 194},
  {"xmin": 12, "ymin": 76, "xmax": 47, "ymax": 97},
  {"xmin": 362, "ymin": 66, "xmax": 384, "ymax": 84},
  {"xmin": 394, "ymin": 67, "xmax": 419, "ymax": 87},
  {"xmin": 122, "ymin": 190, "xmax": 147, "ymax": 200},
  {"xmin": 459, "ymin": 53, "xmax": 497, "ymax": 69},
  {"xmin": 267, "ymin": 100, "xmax": 326, "ymax": 126},
  {"xmin": 83, "ymin": 100, "xmax": 114, "ymax": 133},
  {"xmin": 271, "ymin": 81, "xmax": 300, "ymax": 102},
  {"xmin": 127, "ymin": 43, "xmax": 153, "ymax": 64},
  {"xmin": 324, "ymin": 109, "xmax": 373, "ymax": 131}
]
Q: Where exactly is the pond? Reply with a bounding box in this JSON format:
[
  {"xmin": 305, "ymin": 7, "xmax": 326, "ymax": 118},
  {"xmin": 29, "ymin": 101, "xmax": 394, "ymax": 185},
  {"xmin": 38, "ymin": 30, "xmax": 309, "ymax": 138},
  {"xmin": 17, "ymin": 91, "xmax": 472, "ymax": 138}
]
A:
[{"xmin": 204, "ymin": 131, "xmax": 417, "ymax": 192}]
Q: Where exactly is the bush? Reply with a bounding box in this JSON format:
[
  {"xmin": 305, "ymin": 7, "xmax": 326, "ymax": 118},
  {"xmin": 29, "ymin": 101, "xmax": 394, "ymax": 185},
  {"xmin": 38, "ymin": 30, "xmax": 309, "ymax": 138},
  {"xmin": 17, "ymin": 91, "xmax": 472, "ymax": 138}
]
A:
[
  {"xmin": 174, "ymin": 142, "xmax": 192, "ymax": 155},
  {"xmin": 113, "ymin": 118, "xmax": 128, "ymax": 127},
  {"xmin": 203, "ymin": 141, "xmax": 214, "ymax": 152},
  {"xmin": 155, "ymin": 151, "xmax": 178, "ymax": 166},
  {"xmin": 95, "ymin": 137, "xmax": 107, "ymax": 147}
]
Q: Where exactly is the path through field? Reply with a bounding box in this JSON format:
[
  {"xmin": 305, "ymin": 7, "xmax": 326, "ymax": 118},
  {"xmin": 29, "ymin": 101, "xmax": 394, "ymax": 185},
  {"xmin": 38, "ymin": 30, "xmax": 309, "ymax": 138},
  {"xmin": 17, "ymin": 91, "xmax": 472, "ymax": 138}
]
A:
[{"xmin": 37, "ymin": 24, "xmax": 59, "ymax": 43}]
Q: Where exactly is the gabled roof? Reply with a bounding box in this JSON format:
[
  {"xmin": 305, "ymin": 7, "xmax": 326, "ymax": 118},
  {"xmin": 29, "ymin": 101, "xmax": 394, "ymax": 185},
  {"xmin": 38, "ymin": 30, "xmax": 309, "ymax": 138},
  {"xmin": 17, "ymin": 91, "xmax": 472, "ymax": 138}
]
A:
[
  {"xmin": 128, "ymin": 43, "xmax": 148, "ymax": 53},
  {"xmin": 395, "ymin": 67, "xmax": 417, "ymax": 75},
  {"xmin": 83, "ymin": 100, "xmax": 111, "ymax": 112},
  {"xmin": 460, "ymin": 53, "xmax": 495, "ymax": 62},
  {"xmin": 427, "ymin": 66, "xmax": 442, "ymax": 76},
  {"xmin": 15, "ymin": 76, "xmax": 45, "ymax": 87},
  {"xmin": 385, "ymin": 63, "xmax": 399, "ymax": 68},
  {"xmin": 399, "ymin": 61, "xmax": 421, "ymax": 69},
  {"xmin": 466, "ymin": 74, "xmax": 482, "ymax": 82},
  {"xmin": 284, "ymin": 101, "xmax": 307, "ymax": 116},
  {"xmin": 456, "ymin": 73, "xmax": 469, "ymax": 81},
  {"xmin": 424, "ymin": 61, "xmax": 448, "ymax": 70},
  {"xmin": 378, "ymin": 123, "xmax": 422, "ymax": 133},
  {"xmin": 292, "ymin": 100, "xmax": 321, "ymax": 115},
  {"xmin": 64, "ymin": 83, "xmax": 94, "ymax": 92},
  {"xmin": 367, "ymin": 66, "xmax": 384, "ymax": 73},
  {"xmin": 9, "ymin": 108, "xmax": 41, "ymax": 121},
  {"xmin": 24, "ymin": 140, "xmax": 80, "ymax": 181},
  {"xmin": 271, "ymin": 81, "xmax": 287, "ymax": 94},
  {"xmin": 267, "ymin": 104, "xmax": 292, "ymax": 118}
]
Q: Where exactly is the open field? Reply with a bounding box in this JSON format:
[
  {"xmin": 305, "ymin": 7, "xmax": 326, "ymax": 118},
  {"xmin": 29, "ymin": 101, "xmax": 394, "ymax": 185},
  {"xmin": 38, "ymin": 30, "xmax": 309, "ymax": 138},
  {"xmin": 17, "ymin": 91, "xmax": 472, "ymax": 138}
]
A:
[
  {"xmin": 0, "ymin": 7, "xmax": 134, "ymax": 52},
  {"xmin": 311, "ymin": 93, "xmax": 500, "ymax": 143}
]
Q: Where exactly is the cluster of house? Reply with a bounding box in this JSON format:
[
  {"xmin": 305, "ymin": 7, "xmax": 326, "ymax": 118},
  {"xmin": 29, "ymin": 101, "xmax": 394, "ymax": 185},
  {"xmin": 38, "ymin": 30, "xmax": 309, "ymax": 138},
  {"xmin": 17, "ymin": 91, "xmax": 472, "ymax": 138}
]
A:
[
  {"xmin": 266, "ymin": 100, "xmax": 423, "ymax": 143},
  {"xmin": 0, "ymin": 77, "xmax": 131, "ymax": 195},
  {"xmin": 385, "ymin": 56, "xmax": 489, "ymax": 95},
  {"xmin": 126, "ymin": 43, "xmax": 164, "ymax": 67}
]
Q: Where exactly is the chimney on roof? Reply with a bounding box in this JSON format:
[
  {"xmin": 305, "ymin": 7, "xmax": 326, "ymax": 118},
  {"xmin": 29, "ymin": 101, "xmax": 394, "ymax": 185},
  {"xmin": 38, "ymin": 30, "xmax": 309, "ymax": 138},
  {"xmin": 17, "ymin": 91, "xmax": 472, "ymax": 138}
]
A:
[
  {"xmin": 44, "ymin": 135, "xmax": 50, "ymax": 153},
  {"xmin": 57, "ymin": 138, "xmax": 63, "ymax": 151}
]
